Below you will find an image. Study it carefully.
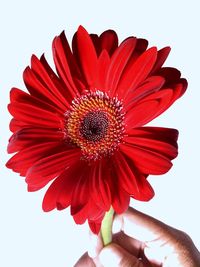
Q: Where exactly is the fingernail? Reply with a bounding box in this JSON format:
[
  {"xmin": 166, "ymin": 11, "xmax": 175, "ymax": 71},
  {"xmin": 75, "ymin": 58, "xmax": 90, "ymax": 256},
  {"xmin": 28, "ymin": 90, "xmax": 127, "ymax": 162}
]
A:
[
  {"xmin": 99, "ymin": 246, "xmax": 121, "ymax": 266},
  {"xmin": 112, "ymin": 215, "xmax": 123, "ymax": 234}
]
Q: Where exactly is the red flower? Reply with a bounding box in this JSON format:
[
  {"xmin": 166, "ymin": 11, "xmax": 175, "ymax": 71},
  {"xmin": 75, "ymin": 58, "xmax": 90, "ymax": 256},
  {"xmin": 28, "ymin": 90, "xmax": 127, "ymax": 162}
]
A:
[{"xmin": 6, "ymin": 26, "xmax": 187, "ymax": 234}]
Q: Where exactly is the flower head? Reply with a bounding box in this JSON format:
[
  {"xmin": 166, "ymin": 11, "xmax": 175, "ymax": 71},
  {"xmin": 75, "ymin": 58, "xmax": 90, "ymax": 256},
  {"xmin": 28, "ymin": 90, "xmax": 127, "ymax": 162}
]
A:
[{"xmin": 6, "ymin": 26, "xmax": 187, "ymax": 233}]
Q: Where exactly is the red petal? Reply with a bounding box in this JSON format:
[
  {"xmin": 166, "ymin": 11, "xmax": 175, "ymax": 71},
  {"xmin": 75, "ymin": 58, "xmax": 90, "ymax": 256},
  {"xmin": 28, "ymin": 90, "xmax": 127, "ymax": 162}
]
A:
[
  {"xmin": 125, "ymin": 76, "xmax": 165, "ymax": 106},
  {"xmin": 170, "ymin": 79, "xmax": 188, "ymax": 102},
  {"xmin": 23, "ymin": 66, "xmax": 67, "ymax": 111},
  {"xmin": 125, "ymin": 38, "xmax": 148, "ymax": 64},
  {"xmin": 8, "ymin": 102, "xmax": 62, "ymax": 129},
  {"xmin": 88, "ymin": 202, "xmax": 105, "ymax": 233},
  {"xmin": 29, "ymin": 55, "xmax": 69, "ymax": 110},
  {"xmin": 120, "ymin": 142, "xmax": 173, "ymax": 175},
  {"xmin": 96, "ymin": 50, "xmax": 110, "ymax": 91},
  {"xmin": 105, "ymin": 37, "xmax": 137, "ymax": 95},
  {"xmin": 117, "ymin": 47, "xmax": 157, "ymax": 96},
  {"xmin": 26, "ymin": 148, "xmax": 81, "ymax": 187},
  {"xmin": 59, "ymin": 31, "xmax": 82, "ymax": 79},
  {"xmin": 10, "ymin": 87, "xmax": 64, "ymax": 115},
  {"xmin": 99, "ymin": 30, "xmax": 118, "ymax": 56},
  {"xmin": 6, "ymin": 142, "xmax": 62, "ymax": 176},
  {"xmin": 131, "ymin": 38, "xmax": 149, "ymax": 61},
  {"xmin": 113, "ymin": 152, "xmax": 154, "ymax": 200},
  {"xmin": 72, "ymin": 204, "xmax": 89, "ymax": 224},
  {"xmin": 42, "ymin": 171, "xmax": 68, "ymax": 211},
  {"xmin": 9, "ymin": 118, "xmax": 27, "ymax": 133},
  {"xmin": 56, "ymin": 161, "xmax": 86, "ymax": 210},
  {"xmin": 75, "ymin": 26, "xmax": 98, "ymax": 87},
  {"xmin": 157, "ymin": 67, "xmax": 181, "ymax": 84},
  {"xmin": 151, "ymin": 47, "xmax": 171, "ymax": 74},
  {"xmin": 52, "ymin": 36, "xmax": 80, "ymax": 97},
  {"xmin": 70, "ymin": 166, "xmax": 90, "ymax": 216},
  {"xmin": 90, "ymin": 161, "xmax": 111, "ymax": 211},
  {"xmin": 111, "ymin": 169, "xmax": 130, "ymax": 213},
  {"xmin": 42, "ymin": 161, "xmax": 83, "ymax": 211},
  {"xmin": 125, "ymin": 89, "xmax": 173, "ymax": 128},
  {"xmin": 126, "ymin": 126, "xmax": 178, "ymax": 144},
  {"xmin": 88, "ymin": 220, "xmax": 102, "ymax": 234},
  {"xmin": 90, "ymin": 33, "xmax": 101, "ymax": 56},
  {"xmin": 124, "ymin": 127, "xmax": 178, "ymax": 160},
  {"xmin": 88, "ymin": 202, "xmax": 105, "ymax": 221},
  {"xmin": 8, "ymin": 127, "xmax": 64, "ymax": 153}
]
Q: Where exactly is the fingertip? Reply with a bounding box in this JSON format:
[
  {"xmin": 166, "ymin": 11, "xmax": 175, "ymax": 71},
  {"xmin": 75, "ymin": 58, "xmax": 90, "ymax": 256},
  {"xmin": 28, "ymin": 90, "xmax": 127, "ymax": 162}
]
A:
[
  {"xmin": 99, "ymin": 245, "xmax": 122, "ymax": 266},
  {"xmin": 112, "ymin": 214, "xmax": 123, "ymax": 234},
  {"xmin": 87, "ymin": 231, "xmax": 103, "ymax": 258},
  {"xmin": 99, "ymin": 244, "xmax": 138, "ymax": 267},
  {"xmin": 122, "ymin": 208, "xmax": 165, "ymax": 242}
]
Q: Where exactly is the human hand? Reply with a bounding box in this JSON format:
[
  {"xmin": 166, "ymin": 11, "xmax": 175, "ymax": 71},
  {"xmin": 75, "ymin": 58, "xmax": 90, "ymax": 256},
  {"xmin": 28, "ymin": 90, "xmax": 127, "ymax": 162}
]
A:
[{"xmin": 74, "ymin": 207, "xmax": 200, "ymax": 267}]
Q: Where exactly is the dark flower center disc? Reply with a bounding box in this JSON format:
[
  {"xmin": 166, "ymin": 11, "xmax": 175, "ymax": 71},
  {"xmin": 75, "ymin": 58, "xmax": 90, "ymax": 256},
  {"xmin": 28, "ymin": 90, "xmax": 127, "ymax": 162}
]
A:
[{"xmin": 80, "ymin": 111, "xmax": 109, "ymax": 142}]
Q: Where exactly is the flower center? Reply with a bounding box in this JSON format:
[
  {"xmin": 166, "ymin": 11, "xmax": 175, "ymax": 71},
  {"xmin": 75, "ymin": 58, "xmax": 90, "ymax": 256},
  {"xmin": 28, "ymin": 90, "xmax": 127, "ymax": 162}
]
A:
[
  {"xmin": 80, "ymin": 111, "xmax": 109, "ymax": 142},
  {"xmin": 65, "ymin": 90, "xmax": 125, "ymax": 160}
]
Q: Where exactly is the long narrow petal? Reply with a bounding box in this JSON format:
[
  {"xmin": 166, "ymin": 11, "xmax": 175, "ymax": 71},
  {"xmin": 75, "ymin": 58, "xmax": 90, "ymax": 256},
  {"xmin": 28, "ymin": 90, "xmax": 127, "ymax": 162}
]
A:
[
  {"xmin": 106, "ymin": 37, "xmax": 137, "ymax": 95},
  {"xmin": 120, "ymin": 142, "xmax": 173, "ymax": 175},
  {"xmin": 124, "ymin": 127, "xmax": 178, "ymax": 160},
  {"xmin": 117, "ymin": 47, "xmax": 157, "ymax": 96},
  {"xmin": 88, "ymin": 204, "xmax": 105, "ymax": 234},
  {"xmin": 130, "ymin": 38, "xmax": 149, "ymax": 62},
  {"xmin": 42, "ymin": 171, "xmax": 69, "ymax": 211},
  {"xmin": 8, "ymin": 102, "xmax": 62, "ymax": 129},
  {"xmin": 59, "ymin": 31, "xmax": 82, "ymax": 79},
  {"xmin": 52, "ymin": 35, "xmax": 81, "ymax": 97},
  {"xmin": 70, "ymin": 167, "xmax": 90, "ymax": 216},
  {"xmin": 26, "ymin": 148, "xmax": 81, "ymax": 186},
  {"xmin": 75, "ymin": 26, "xmax": 98, "ymax": 87},
  {"xmin": 90, "ymin": 161, "xmax": 111, "ymax": 211},
  {"xmin": 10, "ymin": 87, "xmax": 64, "ymax": 115},
  {"xmin": 113, "ymin": 152, "xmax": 154, "ymax": 200},
  {"xmin": 125, "ymin": 89, "xmax": 173, "ymax": 128},
  {"xmin": 96, "ymin": 50, "xmax": 110, "ymax": 91},
  {"xmin": 31, "ymin": 55, "xmax": 69, "ymax": 109},
  {"xmin": 6, "ymin": 142, "xmax": 62, "ymax": 176},
  {"xmin": 111, "ymin": 167, "xmax": 130, "ymax": 213},
  {"xmin": 8, "ymin": 127, "xmax": 64, "ymax": 153},
  {"xmin": 23, "ymin": 65, "xmax": 68, "ymax": 111},
  {"xmin": 42, "ymin": 161, "xmax": 83, "ymax": 211},
  {"xmin": 150, "ymin": 47, "xmax": 171, "ymax": 74},
  {"xmin": 124, "ymin": 76, "xmax": 165, "ymax": 106}
]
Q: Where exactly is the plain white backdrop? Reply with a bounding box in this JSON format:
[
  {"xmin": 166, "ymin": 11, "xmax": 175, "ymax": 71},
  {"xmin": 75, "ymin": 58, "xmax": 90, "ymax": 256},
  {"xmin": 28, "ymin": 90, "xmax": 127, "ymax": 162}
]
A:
[{"xmin": 1, "ymin": 0, "xmax": 200, "ymax": 266}]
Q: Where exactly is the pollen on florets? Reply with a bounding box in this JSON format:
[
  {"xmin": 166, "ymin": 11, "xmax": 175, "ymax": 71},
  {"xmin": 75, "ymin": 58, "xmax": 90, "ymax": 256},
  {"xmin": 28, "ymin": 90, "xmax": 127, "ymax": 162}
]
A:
[{"xmin": 65, "ymin": 90, "xmax": 125, "ymax": 160}]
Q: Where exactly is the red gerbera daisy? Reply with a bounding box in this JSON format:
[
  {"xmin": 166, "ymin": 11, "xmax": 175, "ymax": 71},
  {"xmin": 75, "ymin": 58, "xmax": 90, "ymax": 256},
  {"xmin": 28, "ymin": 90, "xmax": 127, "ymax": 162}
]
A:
[{"xmin": 6, "ymin": 26, "xmax": 187, "ymax": 234}]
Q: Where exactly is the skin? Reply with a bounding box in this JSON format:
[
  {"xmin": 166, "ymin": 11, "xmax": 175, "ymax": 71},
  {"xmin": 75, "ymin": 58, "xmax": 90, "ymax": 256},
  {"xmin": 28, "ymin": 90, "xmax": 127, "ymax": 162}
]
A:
[{"xmin": 74, "ymin": 208, "xmax": 200, "ymax": 267}]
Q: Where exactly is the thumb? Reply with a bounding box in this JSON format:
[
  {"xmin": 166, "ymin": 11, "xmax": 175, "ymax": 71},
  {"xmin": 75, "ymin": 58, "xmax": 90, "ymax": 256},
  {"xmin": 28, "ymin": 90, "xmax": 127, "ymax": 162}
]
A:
[
  {"xmin": 113, "ymin": 207, "xmax": 186, "ymax": 265},
  {"xmin": 99, "ymin": 243, "xmax": 142, "ymax": 267},
  {"xmin": 114, "ymin": 207, "xmax": 174, "ymax": 244}
]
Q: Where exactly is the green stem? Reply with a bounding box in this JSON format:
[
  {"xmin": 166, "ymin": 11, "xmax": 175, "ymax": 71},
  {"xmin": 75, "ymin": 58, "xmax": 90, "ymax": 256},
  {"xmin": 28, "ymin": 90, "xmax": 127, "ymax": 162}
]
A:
[{"xmin": 101, "ymin": 207, "xmax": 114, "ymax": 246}]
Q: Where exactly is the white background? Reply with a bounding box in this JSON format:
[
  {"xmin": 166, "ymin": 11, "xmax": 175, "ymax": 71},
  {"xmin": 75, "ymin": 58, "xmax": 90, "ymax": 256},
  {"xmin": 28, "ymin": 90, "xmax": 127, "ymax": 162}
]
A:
[{"xmin": 1, "ymin": 0, "xmax": 200, "ymax": 266}]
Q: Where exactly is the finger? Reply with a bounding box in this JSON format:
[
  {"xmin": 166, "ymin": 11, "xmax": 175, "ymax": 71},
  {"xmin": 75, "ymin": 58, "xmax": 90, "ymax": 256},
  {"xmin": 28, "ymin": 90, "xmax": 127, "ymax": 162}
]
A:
[
  {"xmin": 74, "ymin": 252, "xmax": 96, "ymax": 267},
  {"xmin": 112, "ymin": 231, "xmax": 142, "ymax": 258},
  {"xmin": 99, "ymin": 243, "xmax": 144, "ymax": 267},
  {"xmin": 88, "ymin": 231, "xmax": 103, "ymax": 258},
  {"xmin": 114, "ymin": 207, "xmax": 173, "ymax": 244}
]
